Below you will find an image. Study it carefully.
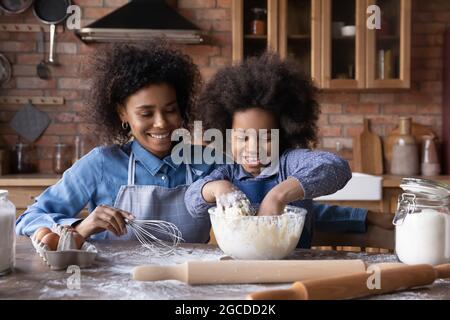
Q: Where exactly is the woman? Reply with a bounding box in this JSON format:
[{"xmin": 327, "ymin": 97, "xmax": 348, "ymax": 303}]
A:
[{"xmin": 16, "ymin": 41, "xmax": 213, "ymax": 242}]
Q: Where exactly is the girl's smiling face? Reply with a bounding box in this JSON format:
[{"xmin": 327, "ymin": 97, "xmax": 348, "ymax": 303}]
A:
[
  {"xmin": 119, "ymin": 83, "xmax": 182, "ymax": 159},
  {"xmin": 231, "ymin": 107, "xmax": 278, "ymax": 176}
]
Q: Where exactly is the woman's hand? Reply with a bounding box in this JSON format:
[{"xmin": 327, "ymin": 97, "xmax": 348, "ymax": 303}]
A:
[
  {"xmin": 258, "ymin": 177, "xmax": 304, "ymax": 216},
  {"xmin": 202, "ymin": 180, "xmax": 236, "ymax": 203},
  {"xmin": 74, "ymin": 205, "xmax": 135, "ymax": 238}
]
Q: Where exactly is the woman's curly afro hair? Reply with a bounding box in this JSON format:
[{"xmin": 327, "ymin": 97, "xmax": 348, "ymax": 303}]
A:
[
  {"xmin": 194, "ymin": 52, "xmax": 320, "ymax": 150},
  {"xmin": 86, "ymin": 40, "xmax": 201, "ymax": 144}
]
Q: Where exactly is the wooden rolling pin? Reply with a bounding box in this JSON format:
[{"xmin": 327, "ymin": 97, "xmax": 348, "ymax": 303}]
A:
[
  {"xmin": 247, "ymin": 264, "xmax": 450, "ymax": 300},
  {"xmin": 132, "ymin": 260, "xmax": 367, "ymax": 285}
]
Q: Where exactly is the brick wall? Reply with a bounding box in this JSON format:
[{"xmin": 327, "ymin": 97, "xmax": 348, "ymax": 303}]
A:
[{"xmin": 0, "ymin": 0, "xmax": 449, "ymax": 173}]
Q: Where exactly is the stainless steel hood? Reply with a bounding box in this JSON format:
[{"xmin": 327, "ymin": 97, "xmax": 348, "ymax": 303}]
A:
[{"xmin": 76, "ymin": 0, "xmax": 204, "ymax": 44}]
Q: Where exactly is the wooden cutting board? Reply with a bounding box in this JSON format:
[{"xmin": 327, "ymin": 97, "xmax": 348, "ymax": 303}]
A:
[
  {"xmin": 353, "ymin": 119, "xmax": 383, "ymax": 175},
  {"xmin": 384, "ymin": 123, "xmax": 436, "ymax": 171}
]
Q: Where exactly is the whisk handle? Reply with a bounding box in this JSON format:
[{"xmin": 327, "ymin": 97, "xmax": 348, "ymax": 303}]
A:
[{"xmin": 132, "ymin": 264, "xmax": 187, "ymax": 282}]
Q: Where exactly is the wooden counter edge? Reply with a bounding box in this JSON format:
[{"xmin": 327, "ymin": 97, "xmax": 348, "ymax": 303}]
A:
[
  {"xmin": 0, "ymin": 174, "xmax": 60, "ymax": 187},
  {"xmin": 382, "ymin": 175, "xmax": 450, "ymax": 188}
]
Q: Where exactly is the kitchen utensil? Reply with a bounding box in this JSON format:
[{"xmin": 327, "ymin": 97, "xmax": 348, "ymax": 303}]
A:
[
  {"xmin": 384, "ymin": 122, "xmax": 435, "ymax": 171},
  {"xmin": 33, "ymin": 0, "xmax": 71, "ymax": 64},
  {"xmin": 0, "ymin": 53, "xmax": 12, "ymax": 86},
  {"xmin": 393, "ymin": 178, "xmax": 450, "ymax": 265},
  {"xmin": 341, "ymin": 25, "xmax": 356, "ymax": 37},
  {"xmin": 53, "ymin": 142, "xmax": 71, "ymax": 174},
  {"xmin": 11, "ymin": 141, "xmax": 38, "ymax": 173},
  {"xmin": 390, "ymin": 117, "xmax": 419, "ymax": 175},
  {"xmin": 36, "ymin": 29, "xmax": 50, "ymax": 80},
  {"xmin": 0, "ymin": 0, "xmax": 33, "ymax": 14},
  {"xmin": 421, "ymin": 135, "xmax": 440, "ymax": 176},
  {"xmin": 0, "ymin": 149, "xmax": 10, "ymax": 175},
  {"xmin": 0, "ymin": 190, "xmax": 15, "ymax": 276},
  {"xmin": 9, "ymin": 102, "xmax": 51, "ymax": 142},
  {"xmin": 209, "ymin": 205, "xmax": 307, "ymax": 260},
  {"xmin": 132, "ymin": 259, "xmax": 368, "ymax": 284},
  {"xmin": 352, "ymin": 118, "xmax": 384, "ymax": 175},
  {"xmin": 125, "ymin": 218, "xmax": 183, "ymax": 256},
  {"xmin": 332, "ymin": 21, "xmax": 345, "ymax": 37},
  {"xmin": 247, "ymin": 263, "xmax": 450, "ymax": 300}
]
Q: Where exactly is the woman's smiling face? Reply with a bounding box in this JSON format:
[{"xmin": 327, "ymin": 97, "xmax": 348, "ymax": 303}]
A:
[{"xmin": 119, "ymin": 83, "xmax": 182, "ymax": 158}]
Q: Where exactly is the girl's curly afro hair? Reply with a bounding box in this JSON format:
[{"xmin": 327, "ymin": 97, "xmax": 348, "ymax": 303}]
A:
[
  {"xmin": 86, "ymin": 40, "xmax": 201, "ymax": 144},
  {"xmin": 194, "ymin": 52, "xmax": 320, "ymax": 150}
]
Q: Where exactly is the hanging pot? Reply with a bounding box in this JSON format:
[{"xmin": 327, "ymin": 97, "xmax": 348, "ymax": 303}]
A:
[
  {"xmin": 0, "ymin": 0, "xmax": 34, "ymax": 14},
  {"xmin": 0, "ymin": 53, "xmax": 12, "ymax": 87},
  {"xmin": 33, "ymin": 0, "xmax": 71, "ymax": 64}
]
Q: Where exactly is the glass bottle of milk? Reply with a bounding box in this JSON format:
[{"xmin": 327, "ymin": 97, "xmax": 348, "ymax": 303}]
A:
[
  {"xmin": 393, "ymin": 178, "xmax": 450, "ymax": 266},
  {"xmin": 0, "ymin": 190, "xmax": 16, "ymax": 276}
]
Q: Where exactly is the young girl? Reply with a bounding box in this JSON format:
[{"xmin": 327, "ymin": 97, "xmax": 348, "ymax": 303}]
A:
[{"xmin": 185, "ymin": 53, "xmax": 393, "ymax": 248}]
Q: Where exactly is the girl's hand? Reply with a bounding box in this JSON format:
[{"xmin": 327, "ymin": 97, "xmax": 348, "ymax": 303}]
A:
[
  {"xmin": 258, "ymin": 190, "xmax": 286, "ymax": 216},
  {"xmin": 74, "ymin": 205, "xmax": 135, "ymax": 238},
  {"xmin": 258, "ymin": 177, "xmax": 305, "ymax": 216},
  {"xmin": 202, "ymin": 180, "xmax": 236, "ymax": 203}
]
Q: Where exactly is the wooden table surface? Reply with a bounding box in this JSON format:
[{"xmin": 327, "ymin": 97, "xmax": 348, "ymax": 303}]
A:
[{"xmin": 1, "ymin": 237, "xmax": 449, "ymax": 300}]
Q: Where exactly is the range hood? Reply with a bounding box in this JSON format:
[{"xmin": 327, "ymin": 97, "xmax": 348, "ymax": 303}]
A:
[{"xmin": 76, "ymin": 0, "xmax": 204, "ymax": 44}]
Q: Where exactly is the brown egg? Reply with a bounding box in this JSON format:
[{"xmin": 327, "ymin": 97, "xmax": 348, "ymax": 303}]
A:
[
  {"xmin": 40, "ymin": 232, "xmax": 60, "ymax": 251},
  {"xmin": 72, "ymin": 231, "xmax": 85, "ymax": 250},
  {"xmin": 34, "ymin": 227, "xmax": 52, "ymax": 242}
]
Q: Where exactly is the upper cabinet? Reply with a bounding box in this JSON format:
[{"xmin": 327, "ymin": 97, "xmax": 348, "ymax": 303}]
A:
[
  {"xmin": 366, "ymin": 0, "xmax": 411, "ymax": 89},
  {"xmin": 231, "ymin": 0, "xmax": 411, "ymax": 89}
]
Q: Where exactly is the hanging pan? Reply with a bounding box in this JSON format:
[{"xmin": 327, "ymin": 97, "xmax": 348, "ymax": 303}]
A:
[
  {"xmin": 33, "ymin": 0, "xmax": 71, "ymax": 64},
  {"xmin": 0, "ymin": 0, "xmax": 34, "ymax": 14},
  {"xmin": 0, "ymin": 53, "xmax": 12, "ymax": 87}
]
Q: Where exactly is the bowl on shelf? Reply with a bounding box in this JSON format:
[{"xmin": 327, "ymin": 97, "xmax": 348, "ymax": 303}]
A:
[{"xmin": 341, "ymin": 25, "xmax": 356, "ymax": 37}]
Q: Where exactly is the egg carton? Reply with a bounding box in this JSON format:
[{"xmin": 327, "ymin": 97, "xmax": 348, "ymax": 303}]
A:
[{"xmin": 31, "ymin": 224, "xmax": 97, "ymax": 270}]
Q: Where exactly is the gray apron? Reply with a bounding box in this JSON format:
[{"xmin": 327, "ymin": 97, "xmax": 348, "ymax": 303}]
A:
[{"xmin": 103, "ymin": 152, "xmax": 211, "ymax": 243}]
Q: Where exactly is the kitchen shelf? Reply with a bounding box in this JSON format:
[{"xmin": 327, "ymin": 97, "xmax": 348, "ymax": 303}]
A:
[
  {"xmin": 0, "ymin": 23, "xmax": 64, "ymax": 33},
  {"xmin": 244, "ymin": 34, "xmax": 268, "ymax": 40},
  {"xmin": 288, "ymin": 34, "xmax": 311, "ymax": 40},
  {"xmin": 0, "ymin": 96, "xmax": 65, "ymax": 105}
]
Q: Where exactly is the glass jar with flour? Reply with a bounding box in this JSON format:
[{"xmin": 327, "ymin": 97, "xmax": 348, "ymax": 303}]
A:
[
  {"xmin": 393, "ymin": 178, "xmax": 450, "ymax": 265},
  {"xmin": 0, "ymin": 190, "xmax": 16, "ymax": 276}
]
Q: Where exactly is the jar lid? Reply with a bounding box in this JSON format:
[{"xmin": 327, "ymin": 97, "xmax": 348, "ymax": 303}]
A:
[
  {"xmin": 0, "ymin": 190, "xmax": 8, "ymax": 197},
  {"xmin": 399, "ymin": 178, "xmax": 450, "ymax": 199}
]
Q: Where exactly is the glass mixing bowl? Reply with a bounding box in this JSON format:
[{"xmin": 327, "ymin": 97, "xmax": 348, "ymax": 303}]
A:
[{"xmin": 208, "ymin": 205, "xmax": 307, "ymax": 260}]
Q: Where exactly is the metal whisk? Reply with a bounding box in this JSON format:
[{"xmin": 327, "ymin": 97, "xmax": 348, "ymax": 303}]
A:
[{"xmin": 125, "ymin": 219, "xmax": 183, "ymax": 255}]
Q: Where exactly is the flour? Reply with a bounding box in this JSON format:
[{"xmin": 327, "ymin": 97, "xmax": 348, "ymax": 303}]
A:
[
  {"xmin": 0, "ymin": 190, "xmax": 16, "ymax": 275},
  {"xmin": 395, "ymin": 209, "xmax": 450, "ymax": 265},
  {"xmin": 210, "ymin": 207, "xmax": 306, "ymax": 260},
  {"xmin": 216, "ymin": 191, "xmax": 253, "ymax": 216}
]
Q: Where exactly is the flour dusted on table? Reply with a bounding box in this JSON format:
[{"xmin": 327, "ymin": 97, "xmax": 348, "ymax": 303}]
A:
[
  {"xmin": 0, "ymin": 190, "xmax": 16, "ymax": 275},
  {"xmin": 396, "ymin": 209, "xmax": 450, "ymax": 265}
]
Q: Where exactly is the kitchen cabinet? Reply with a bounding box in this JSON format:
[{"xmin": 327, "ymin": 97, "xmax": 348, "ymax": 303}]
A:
[
  {"xmin": 0, "ymin": 174, "xmax": 89, "ymax": 219},
  {"xmin": 231, "ymin": 0, "xmax": 411, "ymax": 89}
]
